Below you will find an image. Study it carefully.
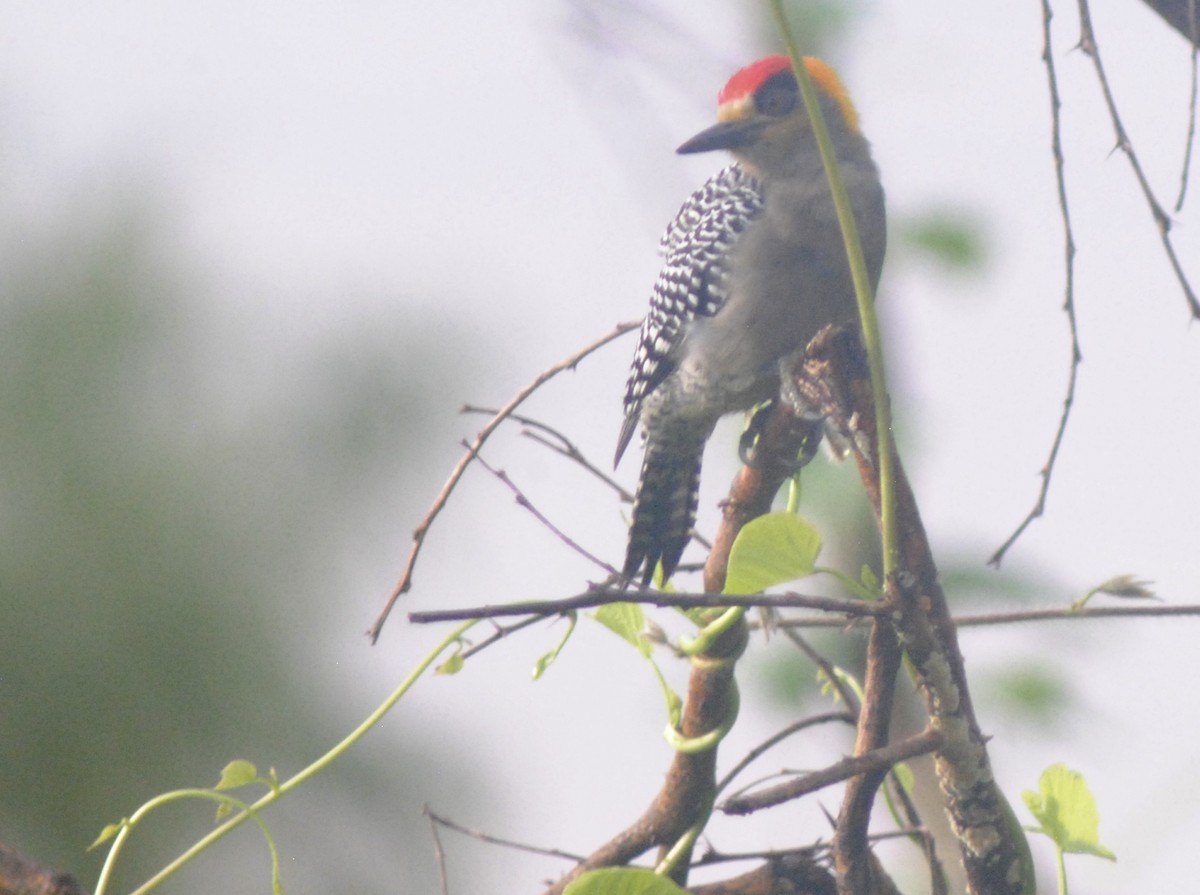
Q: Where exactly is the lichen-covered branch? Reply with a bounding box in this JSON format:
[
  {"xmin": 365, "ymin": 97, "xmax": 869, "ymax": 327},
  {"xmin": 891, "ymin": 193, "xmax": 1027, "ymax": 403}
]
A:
[{"xmin": 792, "ymin": 325, "xmax": 1033, "ymax": 895}]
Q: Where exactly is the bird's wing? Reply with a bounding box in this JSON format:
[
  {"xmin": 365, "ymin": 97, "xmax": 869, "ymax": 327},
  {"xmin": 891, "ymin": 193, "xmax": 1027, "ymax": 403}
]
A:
[{"xmin": 615, "ymin": 164, "xmax": 764, "ymax": 465}]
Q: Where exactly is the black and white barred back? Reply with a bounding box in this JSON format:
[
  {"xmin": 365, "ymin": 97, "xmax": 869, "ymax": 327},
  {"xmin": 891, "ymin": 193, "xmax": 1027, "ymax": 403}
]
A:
[
  {"xmin": 615, "ymin": 163, "xmax": 765, "ymax": 585},
  {"xmin": 614, "ymin": 163, "xmax": 764, "ymax": 466}
]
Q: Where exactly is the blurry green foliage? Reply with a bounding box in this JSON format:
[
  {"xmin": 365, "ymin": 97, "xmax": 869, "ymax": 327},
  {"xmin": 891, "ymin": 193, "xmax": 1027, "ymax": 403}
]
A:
[
  {"xmin": 0, "ymin": 193, "xmax": 476, "ymax": 892},
  {"xmin": 896, "ymin": 209, "xmax": 988, "ymax": 275},
  {"xmin": 985, "ymin": 665, "xmax": 1073, "ymax": 726},
  {"xmin": 752, "ymin": 0, "xmax": 863, "ymax": 55}
]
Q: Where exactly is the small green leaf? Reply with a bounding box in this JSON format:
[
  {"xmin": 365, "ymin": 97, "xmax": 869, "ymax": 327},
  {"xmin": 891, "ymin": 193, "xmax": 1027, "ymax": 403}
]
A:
[
  {"xmin": 594, "ymin": 602, "xmax": 650, "ymax": 657},
  {"xmin": 724, "ymin": 512, "xmax": 821, "ymax": 594},
  {"xmin": 818, "ymin": 664, "xmax": 864, "ymax": 706},
  {"xmin": 435, "ymin": 652, "xmax": 464, "ymax": 675},
  {"xmin": 891, "ymin": 761, "xmax": 914, "ymax": 796},
  {"xmin": 564, "ymin": 866, "xmax": 688, "ymax": 895},
  {"xmin": 859, "ymin": 564, "xmax": 880, "ymax": 593},
  {"xmin": 532, "ymin": 611, "xmax": 577, "ymax": 680},
  {"xmin": 664, "ymin": 686, "xmax": 683, "ymax": 729},
  {"xmin": 532, "ymin": 651, "xmax": 556, "ymax": 679},
  {"xmin": 990, "ymin": 666, "xmax": 1069, "ymax": 721},
  {"xmin": 215, "ymin": 759, "xmax": 258, "ymax": 791},
  {"xmin": 1023, "ymin": 763, "xmax": 1116, "ymax": 860},
  {"xmin": 89, "ymin": 821, "xmax": 125, "ymax": 851},
  {"xmin": 899, "ymin": 210, "xmax": 986, "ymax": 273}
]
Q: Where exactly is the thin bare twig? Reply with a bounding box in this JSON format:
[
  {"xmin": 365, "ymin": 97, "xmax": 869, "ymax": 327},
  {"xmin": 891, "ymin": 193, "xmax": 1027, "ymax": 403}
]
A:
[
  {"xmin": 424, "ymin": 804, "xmax": 450, "ymax": 895},
  {"xmin": 721, "ymin": 728, "xmax": 943, "ymax": 815},
  {"xmin": 954, "ymin": 602, "xmax": 1200, "ymax": 627},
  {"xmin": 1077, "ymin": 0, "xmax": 1200, "ymax": 316},
  {"xmin": 425, "ymin": 806, "xmax": 586, "ymax": 863},
  {"xmin": 766, "ymin": 601, "xmax": 1200, "ymax": 630},
  {"xmin": 465, "ymin": 405, "xmax": 714, "ymax": 553},
  {"xmin": 717, "ymin": 711, "xmax": 856, "ymax": 793},
  {"xmin": 990, "ymin": 0, "xmax": 1084, "ymax": 567},
  {"xmin": 470, "ymin": 446, "xmax": 620, "ymax": 576},
  {"xmin": 886, "ymin": 774, "xmax": 949, "ymax": 895},
  {"xmin": 459, "ymin": 615, "xmax": 548, "ymax": 661},
  {"xmin": 462, "ymin": 405, "xmax": 634, "ymax": 504},
  {"xmin": 758, "ymin": 599, "xmax": 1200, "ymax": 628},
  {"xmin": 368, "ymin": 320, "xmax": 640, "ymax": 642},
  {"xmin": 780, "ymin": 627, "xmax": 862, "ymax": 715},
  {"xmin": 408, "ymin": 590, "xmax": 885, "ymax": 625}
]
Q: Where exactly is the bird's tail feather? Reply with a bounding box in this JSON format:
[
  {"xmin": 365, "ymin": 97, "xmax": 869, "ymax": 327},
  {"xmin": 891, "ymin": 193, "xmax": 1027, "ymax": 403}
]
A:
[{"xmin": 622, "ymin": 440, "xmax": 703, "ymax": 586}]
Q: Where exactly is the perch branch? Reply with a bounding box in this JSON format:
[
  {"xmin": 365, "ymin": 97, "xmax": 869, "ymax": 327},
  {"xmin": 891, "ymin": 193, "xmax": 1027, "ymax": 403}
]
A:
[
  {"xmin": 541, "ymin": 366, "xmax": 819, "ymax": 894},
  {"xmin": 408, "ymin": 591, "xmax": 883, "ymax": 625}
]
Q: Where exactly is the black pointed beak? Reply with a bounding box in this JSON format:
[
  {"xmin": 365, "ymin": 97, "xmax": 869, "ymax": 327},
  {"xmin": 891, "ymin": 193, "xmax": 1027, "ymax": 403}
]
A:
[{"xmin": 676, "ymin": 117, "xmax": 767, "ymax": 155}]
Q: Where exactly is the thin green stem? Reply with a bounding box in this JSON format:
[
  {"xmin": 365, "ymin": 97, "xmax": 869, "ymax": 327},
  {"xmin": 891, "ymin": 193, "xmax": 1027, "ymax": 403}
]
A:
[
  {"xmin": 786, "ymin": 473, "xmax": 801, "ymax": 514},
  {"xmin": 1056, "ymin": 845, "xmax": 1068, "ymax": 895},
  {"xmin": 655, "ymin": 809, "xmax": 711, "ymax": 878},
  {"xmin": 768, "ymin": 2, "xmax": 899, "ymax": 582},
  {"xmin": 662, "ymin": 680, "xmax": 740, "ymax": 753},
  {"xmin": 106, "ymin": 619, "xmax": 478, "ymax": 895},
  {"xmin": 94, "ymin": 790, "xmax": 273, "ymax": 895},
  {"xmin": 678, "ymin": 606, "xmax": 745, "ymax": 655}
]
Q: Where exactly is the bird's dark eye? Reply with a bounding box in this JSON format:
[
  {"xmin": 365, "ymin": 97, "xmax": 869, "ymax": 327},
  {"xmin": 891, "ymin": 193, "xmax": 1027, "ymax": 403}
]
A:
[{"xmin": 755, "ymin": 72, "xmax": 797, "ymax": 117}]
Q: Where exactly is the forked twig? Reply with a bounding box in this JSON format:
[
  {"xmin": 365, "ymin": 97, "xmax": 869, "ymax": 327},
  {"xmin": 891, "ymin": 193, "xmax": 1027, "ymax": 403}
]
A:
[
  {"xmin": 721, "ymin": 728, "xmax": 943, "ymax": 815},
  {"xmin": 368, "ymin": 320, "xmax": 640, "ymax": 642},
  {"xmin": 781, "ymin": 627, "xmax": 861, "ymax": 715},
  {"xmin": 716, "ymin": 711, "xmax": 857, "ymax": 793},
  {"xmin": 464, "ymin": 406, "xmax": 714, "ymax": 552},
  {"xmin": 470, "ymin": 446, "xmax": 620, "ymax": 576},
  {"xmin": 462, "ymin": 405, "xmax": 634, "ymax": 503},
  {"xmin": 1076, "ymin": 0, "xmax": 1199, "ymax": 317}
]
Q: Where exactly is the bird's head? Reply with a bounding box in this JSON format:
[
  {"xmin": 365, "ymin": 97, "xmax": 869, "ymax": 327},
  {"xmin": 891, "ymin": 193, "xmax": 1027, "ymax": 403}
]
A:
[{"xmin": 677, "ymin": 55, "xmax": 863, "ymax": 177}]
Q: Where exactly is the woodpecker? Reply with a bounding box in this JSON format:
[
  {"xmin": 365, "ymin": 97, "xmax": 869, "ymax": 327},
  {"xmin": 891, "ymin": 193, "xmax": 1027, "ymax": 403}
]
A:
[{"xmin": 615, "ymin": 55, "xmax": 886, "ymax": 586}]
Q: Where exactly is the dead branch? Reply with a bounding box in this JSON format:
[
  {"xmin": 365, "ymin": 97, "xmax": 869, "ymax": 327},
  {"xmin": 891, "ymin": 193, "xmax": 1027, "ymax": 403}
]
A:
[{"xmin": 721, "ymin": 728, "xmax": 942, "ymax": 816}]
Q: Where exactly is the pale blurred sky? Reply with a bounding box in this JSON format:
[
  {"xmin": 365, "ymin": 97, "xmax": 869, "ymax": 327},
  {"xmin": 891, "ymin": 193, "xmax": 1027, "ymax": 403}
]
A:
[{"xmin": 3, "ymin": 1, "xmax": 1199, "ymax": 892}]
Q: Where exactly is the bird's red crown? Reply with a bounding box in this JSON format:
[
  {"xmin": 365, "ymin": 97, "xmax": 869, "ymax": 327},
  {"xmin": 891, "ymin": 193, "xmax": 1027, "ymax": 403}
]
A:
[{"xmin": 716, "ymin": 54, "xmax": 860, "ymax": 134}]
